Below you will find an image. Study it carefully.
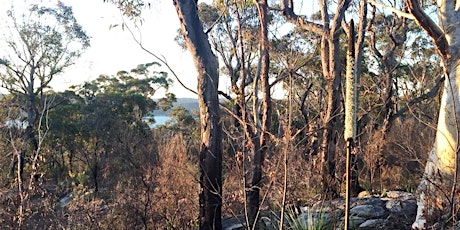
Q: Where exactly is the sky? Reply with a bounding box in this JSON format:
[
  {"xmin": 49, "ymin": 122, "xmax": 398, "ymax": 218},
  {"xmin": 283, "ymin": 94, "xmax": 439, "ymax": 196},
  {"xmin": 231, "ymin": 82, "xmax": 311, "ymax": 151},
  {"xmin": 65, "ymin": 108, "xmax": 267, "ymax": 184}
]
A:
[
  {"xmin": 0, "ymin": 0, "xmax": 205, "ymax": 98},
  {"xmin": 0, "ymin": 0, "xmax": 296, "ymax": 99}
]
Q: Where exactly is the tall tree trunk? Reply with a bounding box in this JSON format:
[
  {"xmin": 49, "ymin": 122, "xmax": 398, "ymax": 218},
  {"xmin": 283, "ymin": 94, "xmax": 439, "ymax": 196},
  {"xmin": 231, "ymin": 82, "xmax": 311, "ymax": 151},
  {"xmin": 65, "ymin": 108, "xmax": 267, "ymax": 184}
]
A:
[
  {"xmin": 412, "ymin": 60, "xmax": 460, "ymax": 229},
  {"xmin": 320, "ymin": 66, "xmax": 342, "ymax": 198},
  {"xmin": 247, "ymin": 0, "xmax": 271, "ymax": 227},
  {"xmin": 320, "ymin": 0, "xmax": 351, "ymax": 199},
  {"xmin": 405, "ymin": 0, "xmax": 459, "ymax": 228},
  {"xmin": 173, "ymin": 2, "xmax": 222, "ymax": 229}
]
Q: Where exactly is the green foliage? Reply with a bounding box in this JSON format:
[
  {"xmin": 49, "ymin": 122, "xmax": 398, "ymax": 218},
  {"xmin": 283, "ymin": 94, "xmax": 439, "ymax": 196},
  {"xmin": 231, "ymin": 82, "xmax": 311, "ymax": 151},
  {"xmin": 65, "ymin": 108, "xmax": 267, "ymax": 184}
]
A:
[
  {"xmin": 168, "ymin": 106, "xmax": 196, "ymax": 127},
  {"xmin": 31, "ymin": 1, "xmax": 90, "ymax": 48},
  {"xmin": 45, "ymin": 63, "xmax": 174, "ymax": 191},
  {"xmin": 270, "ymin": 207, "xmax": 331, "ymax": 230},
  {"xmin": 68, "ymin": 171, "xmax": 89, "ymax": 186},
  {"xmin": 103, "ymin": 0, "xmax": 151, "ymax": 22},
  {"xmin": 157, "ymin": 92, "xmax": 177, "ymax": 111},
  {"xmin": 0, "ymin": 0, "xmax": 446, "ymax": 228},
  {"xmin": 1, "ymin": 1, "xmax": 89, "ymax": 95}
]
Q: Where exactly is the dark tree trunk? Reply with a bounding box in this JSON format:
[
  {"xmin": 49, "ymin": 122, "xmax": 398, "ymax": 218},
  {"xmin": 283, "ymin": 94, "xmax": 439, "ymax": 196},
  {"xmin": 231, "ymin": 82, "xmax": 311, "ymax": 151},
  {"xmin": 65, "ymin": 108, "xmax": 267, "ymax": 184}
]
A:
[
  {"xmin": 246, "ymin": 0, "xmax": 271, "ymax": 227},
  {"xmin": 173, "ymin": 1, "xmax": 222, "ymax": 230},
  {"xmin": 321, "ymin": 74, "xmax": 342, "ymax": 199}
]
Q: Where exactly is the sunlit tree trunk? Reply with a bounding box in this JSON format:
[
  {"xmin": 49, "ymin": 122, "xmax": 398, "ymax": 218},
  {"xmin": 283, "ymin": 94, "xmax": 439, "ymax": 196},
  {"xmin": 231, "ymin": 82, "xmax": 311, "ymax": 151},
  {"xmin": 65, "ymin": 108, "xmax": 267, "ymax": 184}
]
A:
[
  {"xmin": 412, "ymin": 64, "xmax": 460, "ymax": 228},
  {"xmin": 173, "ymin": 2, "xmax": 222, "ymax": 229},
  {"xmin": 404, "ymin": 0, "xmax": 460, "ymax": 228}
]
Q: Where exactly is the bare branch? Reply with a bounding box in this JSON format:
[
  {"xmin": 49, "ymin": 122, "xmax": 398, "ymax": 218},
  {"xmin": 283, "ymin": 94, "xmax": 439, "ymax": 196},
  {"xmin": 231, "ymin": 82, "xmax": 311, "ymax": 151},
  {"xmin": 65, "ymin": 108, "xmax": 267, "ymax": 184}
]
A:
[
  {"xmin": 390, "ymin": 76, "xmax": 445, "ymax": 122},
  {"xmin": 330, "ymin": 0, "xmax": 352, "ymax": 34},
  {"xmin": 280, "ymin": 0, "xmax": 327, "ymax": 36},
  {"xmin": 368, "ymin": 0, "xmax": 415, "ymax": 20},
  {"xmin": 121, "ymin": 16, "xmax": 197, "ymax": 96},
  {"xmin": 406, "ymin": 0, "xmax": 449, "ymax": 60}
]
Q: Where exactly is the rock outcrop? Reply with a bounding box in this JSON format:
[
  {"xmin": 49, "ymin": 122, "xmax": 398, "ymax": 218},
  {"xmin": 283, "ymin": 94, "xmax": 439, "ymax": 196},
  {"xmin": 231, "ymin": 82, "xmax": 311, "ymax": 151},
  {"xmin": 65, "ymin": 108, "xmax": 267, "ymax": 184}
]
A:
[{"xmin": 222, "ymin": 191, "xmax": 417, "ymax": 230}]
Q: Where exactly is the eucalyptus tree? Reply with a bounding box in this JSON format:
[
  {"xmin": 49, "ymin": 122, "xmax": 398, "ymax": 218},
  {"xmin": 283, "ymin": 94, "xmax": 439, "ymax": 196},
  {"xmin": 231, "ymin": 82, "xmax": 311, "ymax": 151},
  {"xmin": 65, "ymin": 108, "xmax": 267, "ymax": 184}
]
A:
[
  {"xmin": 369, "ymin": 0, "xmax": 460, "ymax": 228},
  {"xmin": 0, "ymin": 0, "xmax": 89, "ymax": 175},
  {"xmin": 47, "ymin": 63, "xmax": 173, "ymax": 192},
  {"xmin": 368, "ymin": 10, "xmax": 409, "ymax": 126},
  {"xmin": 173, "ymin": 3, "xmax": 223, "ymax": 229},
  {"xmin": 280, "ymin": 0, "xmax": 352, "ymax": 198},
  {"xmin": 405, "ymin": 0, "xmax": 460, "ymax": 228},
  {"xmin": 365, "ymin": 8, "xmax": 411, "ymax": 190},
  {"xmin": 197, "ymin": 1, "xmax": 272, "ymax": 226},
  {"xmin": 360, "ymin": 6, "xmax": 445, "ymax": 191},
  {"xmin": 104, "ymin": 1, "xmax": 223, "ymax": 228},
  {"xmin": 197, "ymin": 1, "xmax": 260, "ymax": 124},
  {"xmin": 0, "ymin": 1, "xmax": 89, "ymax": 225}
]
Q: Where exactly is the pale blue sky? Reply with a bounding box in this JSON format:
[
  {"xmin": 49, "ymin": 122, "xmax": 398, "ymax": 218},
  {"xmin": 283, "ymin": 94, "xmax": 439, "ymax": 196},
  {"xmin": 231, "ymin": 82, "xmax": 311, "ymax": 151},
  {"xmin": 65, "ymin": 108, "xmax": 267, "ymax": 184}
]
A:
[{"xmin": 0, "ymin": 0, "xmax": 293, "ymax": 99}]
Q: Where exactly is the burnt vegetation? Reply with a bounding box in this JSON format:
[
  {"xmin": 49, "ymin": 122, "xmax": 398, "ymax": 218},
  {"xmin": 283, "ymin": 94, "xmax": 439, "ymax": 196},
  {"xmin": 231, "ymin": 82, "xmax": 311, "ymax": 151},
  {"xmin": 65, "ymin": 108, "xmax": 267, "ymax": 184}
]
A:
[{"xmin": 0, "ymin": 0, "xmax": 450, "ymax": 229}]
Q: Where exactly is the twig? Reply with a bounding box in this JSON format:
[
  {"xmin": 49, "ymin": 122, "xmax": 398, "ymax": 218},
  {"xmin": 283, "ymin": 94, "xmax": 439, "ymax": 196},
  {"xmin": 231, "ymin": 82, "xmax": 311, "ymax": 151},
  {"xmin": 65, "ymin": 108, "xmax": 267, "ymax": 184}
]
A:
[{"xmin": 120, "ymin": 15, "xmax": 197, "ymax": 96}]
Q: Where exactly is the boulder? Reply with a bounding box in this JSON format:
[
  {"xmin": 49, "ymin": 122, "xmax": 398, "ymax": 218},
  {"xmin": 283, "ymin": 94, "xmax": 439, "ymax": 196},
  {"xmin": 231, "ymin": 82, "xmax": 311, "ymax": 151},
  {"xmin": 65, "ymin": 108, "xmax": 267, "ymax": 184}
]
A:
[
  {"xmin": 386, "ymin": 199, "xmax": 417, "ymax": 215},
  {"xmin": 386, "ymin": 191, "xmax": 415, "ymax": 201},
  {"xmin": 357, "ymin": 190, "xmax": 371, "ymax": 198},
  {"xmin": 340, "ymin": 216, "xmax": 367, "ymax": 228},
  {"xmin": 350, "ymin": 205, "xmax": 386, "ymax": 218},
  {"xmin": 359, "ymin": 219, "xmax": 386, "ymax": 229}
]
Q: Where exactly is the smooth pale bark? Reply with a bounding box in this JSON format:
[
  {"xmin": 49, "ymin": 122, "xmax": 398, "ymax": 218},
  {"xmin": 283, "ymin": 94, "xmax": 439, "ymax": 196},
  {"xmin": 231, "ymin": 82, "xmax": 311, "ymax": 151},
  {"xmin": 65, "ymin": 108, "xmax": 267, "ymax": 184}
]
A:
[
  {"xmin": 173, "ymin": 2, "xmax": 222, "ymax": 229},
  {"xmin": 412, "ymin": 62, "xmax": 460, "ymax": 229},
  {"xmin": 407, "ymin": 0, "xmax": 460, "ymax": 228}
]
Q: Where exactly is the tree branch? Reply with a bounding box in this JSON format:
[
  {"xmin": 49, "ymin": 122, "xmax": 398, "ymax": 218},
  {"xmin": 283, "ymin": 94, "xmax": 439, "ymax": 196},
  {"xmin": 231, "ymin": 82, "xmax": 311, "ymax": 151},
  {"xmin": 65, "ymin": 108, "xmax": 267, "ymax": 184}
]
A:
[
  {"xmin": 368, "ymin": 0, "xmax": 415, "ymax": 20},
  {"xmin": 280, "ymin": 0, "xmax": 327, "ymax": 36},
  {"xmin": 390, "ymin": 76, "xmax": 445, "ymax": 122},
  {"xmin": 121, "ymin": 15, "xmax": 197, "ymax": 96},
  {"xmin": 406, "ymin": 0, "xmax": 449, "ymax": 60}
]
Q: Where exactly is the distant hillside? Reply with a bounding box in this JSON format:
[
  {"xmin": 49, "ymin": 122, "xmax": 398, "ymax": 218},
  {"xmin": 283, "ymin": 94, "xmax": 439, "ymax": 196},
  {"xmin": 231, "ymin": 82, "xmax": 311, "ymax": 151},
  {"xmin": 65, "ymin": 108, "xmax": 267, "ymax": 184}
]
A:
[{"xmin": 152, "ymin": 98, "xmax": 199, "ymax": 116}]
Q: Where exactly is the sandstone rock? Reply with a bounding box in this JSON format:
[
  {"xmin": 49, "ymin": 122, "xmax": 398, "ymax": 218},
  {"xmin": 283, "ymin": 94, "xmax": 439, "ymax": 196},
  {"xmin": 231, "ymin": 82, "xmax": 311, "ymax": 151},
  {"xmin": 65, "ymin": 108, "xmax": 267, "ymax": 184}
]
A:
[
  {"xmin": 386, "ymin": 199, "xmax": 417, "ymax": 215},
  {"xmin": 386, "ymin": 191, "xmax": 415, "ymax": 201},
  {"xmin": 352, "ymin": 197, "xmax": 385, "ymax": 207},
  {"xmin": 350, "ymin": 205, "xmax": 386, "ymax": 218},
  {"xmin": 358, "ymin": 190, "xmax": 371, "ymax": 198},
  {"xmin": 359, "ymin": 218, "xmax": 386, "ymax": 228},
  {"xmin": 340, "ymin": 216, "xmax": 367, "ymax": 228},
  {"xmin": 312, "ymin": 198, "xmax": 345, "ymax": 212}
]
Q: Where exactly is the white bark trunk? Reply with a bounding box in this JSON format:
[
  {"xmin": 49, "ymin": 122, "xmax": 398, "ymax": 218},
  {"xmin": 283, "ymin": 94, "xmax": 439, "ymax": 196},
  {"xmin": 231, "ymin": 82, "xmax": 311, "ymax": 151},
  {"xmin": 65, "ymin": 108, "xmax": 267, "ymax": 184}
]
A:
[
  {"xmin": 412, "ymin": 1, "xmax": 460, "ymax": 228},
  {"xmin": 412, "ymin": 63, "xmax": 460, "ymax": 228}
]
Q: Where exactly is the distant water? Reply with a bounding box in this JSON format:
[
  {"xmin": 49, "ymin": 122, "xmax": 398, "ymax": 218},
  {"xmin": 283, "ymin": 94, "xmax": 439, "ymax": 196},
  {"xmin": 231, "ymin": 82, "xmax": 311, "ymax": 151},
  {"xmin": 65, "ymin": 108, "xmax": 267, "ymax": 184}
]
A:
[
  {"xmin": 143, "ymin": 116, "xmax": 171, "ymax": 128},
  {"xmin": 153, "ymin": 116, "xmax": 170, "ymax": 126}
]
